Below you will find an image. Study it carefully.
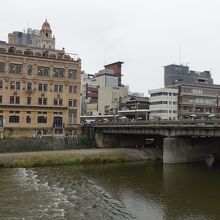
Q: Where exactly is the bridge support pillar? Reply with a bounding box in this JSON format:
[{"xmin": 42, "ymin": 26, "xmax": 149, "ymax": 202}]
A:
[
  {"xmin": 95, "ymin": 133, "xmax": 119, "ymax": 148},
  {"xmin": 163, "ymin": 137, "xmax": 212, "ymax": 163}
]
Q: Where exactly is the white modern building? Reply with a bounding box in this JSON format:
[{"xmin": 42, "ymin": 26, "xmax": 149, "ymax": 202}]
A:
[{"xmin": 148, "ymin": 88, "xmax": 178, "ymax": 120}]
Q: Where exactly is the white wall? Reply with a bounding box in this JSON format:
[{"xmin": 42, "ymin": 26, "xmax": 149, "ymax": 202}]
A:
[{"xmin": 149, "ymin": 88, "xmax": 178, "ymax": 120}]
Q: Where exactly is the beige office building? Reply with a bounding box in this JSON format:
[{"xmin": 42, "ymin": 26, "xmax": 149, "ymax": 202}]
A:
[
  {"xmin": 98, "ymin": 86, "xmax": 128, "ymax": 115},
  {"xmin": 0, "ymin": 20, "xmax": 81, "ymax": 138}
]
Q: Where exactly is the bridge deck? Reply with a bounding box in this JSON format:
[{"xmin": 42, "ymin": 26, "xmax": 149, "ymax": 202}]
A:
[{"xmin": 94, "ymin": 120, "xmax": 220, "ymax": 137}]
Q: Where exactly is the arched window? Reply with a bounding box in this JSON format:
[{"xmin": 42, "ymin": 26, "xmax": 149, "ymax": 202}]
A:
[
  {"xmin": 35, "ymin": 52, "xmax": 41, "ymax": 57},
  {"xmin": 8, "ymin": 47, "xmax": 16, "ymax": 54},
  {"xmin": 42, "ymin": 51, "xmax": 49, "ymax": 57},
  {"xmin": 27, "ymin": 65, "xmax": 32, "ymax": 75},
  {"xmin": 50, "ymin": 54, "xmax": 56, "ymax": 59},
  {"xmin": 0, "ymin": 48, "xmax": 6, "ymax": 54},
  {"xmin": 15, "ymin": 50, "xmax": 23, "ymax": 55},
  {"xmin": 24, "ymin": 50, "xmax": 33, "ymax": 56},
  {"xmin": 26, "ymin": 116, "xmax": 31, "ymax": 123}
]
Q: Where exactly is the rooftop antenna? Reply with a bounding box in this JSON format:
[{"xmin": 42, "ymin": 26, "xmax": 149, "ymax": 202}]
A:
[
  {"xmin": 179, "ymin": 47, "xmax": 182, "ymax": 65},
  {"xmin": 104, "ymin": 54, "xmax": 107, "ymax": 65}
]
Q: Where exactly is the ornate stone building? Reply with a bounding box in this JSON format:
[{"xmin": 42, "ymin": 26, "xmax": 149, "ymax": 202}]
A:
[{"xmin": 0, "ymin": 20, "xmax": 81, "ymax": 138}]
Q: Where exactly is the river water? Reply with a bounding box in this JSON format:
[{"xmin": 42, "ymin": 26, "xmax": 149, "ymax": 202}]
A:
[{"xmin": 0, "ymin": 161, "xmax": 220, "ymax": 220}]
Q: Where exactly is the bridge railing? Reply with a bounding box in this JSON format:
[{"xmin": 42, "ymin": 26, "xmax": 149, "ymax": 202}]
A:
[{"xmin": 95, "ymin": 119, "xmax": 220, "ymax": 127}]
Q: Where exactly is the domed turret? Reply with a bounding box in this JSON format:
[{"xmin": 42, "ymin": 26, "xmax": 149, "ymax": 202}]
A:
[
  {"xmin": 40, "ymin": 19, "xmax": 52, "ymax": 38},
  {"xmin": 41, "ymin": 19, "xmax": 51, "ymax": 31},
  {"xmin": 38, "ymin": 19, "xmax": 55, "ymax": 49}
]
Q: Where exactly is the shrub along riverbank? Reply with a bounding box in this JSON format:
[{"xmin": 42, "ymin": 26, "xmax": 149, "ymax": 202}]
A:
[{"xmin": 0, "ymin": 148, "xmax": 161, "ymax": 168}]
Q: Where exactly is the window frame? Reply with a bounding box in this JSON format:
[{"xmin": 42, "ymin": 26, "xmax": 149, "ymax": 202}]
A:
[
  {"xmin": 37, "ymin": 66, "xmax": 49, "ymax": 77},
  {"xmin": 9, "ymin": 63, "xmax": 23, "ymax": 74},
  {"xmin": 9, "ymin": 115, "xmax": 19, "ymax": 123}
]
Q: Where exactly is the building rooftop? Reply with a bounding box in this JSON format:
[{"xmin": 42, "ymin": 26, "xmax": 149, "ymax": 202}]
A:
[
  {"xmin": 170, "ymin": 83, "xmax": 220, "ymax": 89},
  {"xmin": 127, "ymin": 96, "xmax": 149, "ymax": 103},
  {"xmin": 104, "ymin": 61, "xmax": 124, "ymax": 68},
  {"xmin": 0, "ymin": 42, "xmax": 79, "ymax": 62}
]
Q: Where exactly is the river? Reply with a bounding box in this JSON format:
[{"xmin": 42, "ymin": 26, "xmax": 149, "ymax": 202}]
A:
[{"xmin": 0, "ymin": 161, "xmax": 219, "ymax": 220}]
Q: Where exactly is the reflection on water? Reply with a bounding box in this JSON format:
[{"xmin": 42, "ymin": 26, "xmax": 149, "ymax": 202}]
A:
[{"xmin": 0, "ymin": 161, "xmax": 219, "ymax": 219}]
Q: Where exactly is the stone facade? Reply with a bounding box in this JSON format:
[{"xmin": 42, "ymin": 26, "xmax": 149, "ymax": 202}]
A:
[
  {"xmin": 0, "ymin": 20, "xmax": 81, "ymax": 138},
  {"xmin": 8, "ymin": 19, "xmax": 55, "ymax": 50}
]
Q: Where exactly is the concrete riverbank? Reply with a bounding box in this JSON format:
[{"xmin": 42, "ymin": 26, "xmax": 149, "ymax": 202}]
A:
[{"xmin": 0, "ymin": 148, "xmax": 162, "ymax": 168}]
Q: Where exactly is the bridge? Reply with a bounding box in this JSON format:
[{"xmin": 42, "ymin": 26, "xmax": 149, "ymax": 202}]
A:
[{"xmin": 94, "ymin": 120, "xmax": 220, "ymax": 163}]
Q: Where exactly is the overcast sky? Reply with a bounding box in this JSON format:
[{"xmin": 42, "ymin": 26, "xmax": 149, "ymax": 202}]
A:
[{"xmin": 1, "ymin": 0, "xmax": 220, "ymax": 95}]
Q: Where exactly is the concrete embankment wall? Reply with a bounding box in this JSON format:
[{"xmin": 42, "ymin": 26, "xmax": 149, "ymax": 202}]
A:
[{"xmin": 0, "ymin": 138, "xmax": 79, "ymax": 153}]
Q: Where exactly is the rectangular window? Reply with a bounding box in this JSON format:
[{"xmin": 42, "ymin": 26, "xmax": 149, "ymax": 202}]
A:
[
  {"xmin": 68, "ymin": 69, "xmax": 77, "ymax": 79},
  {"xmin": 38, "ymin": 66, "xmax": 49, "ymax": 76},
  {"xmin": 0, "ymin": 96, "xmax": 2, "ymax": 104},
  {"xmin": 106, "ymin": 75, "xmax": 118, "ymax": 87},
  {"xmin": 27, "ymin": 83, "xmax": 32, "ymax": 91},
  {"xmin": 53, "ymin": 68, "xmax": 65, "ymax": 78},
  {"xmin": 16, "ymin": 82, "xmax": 20, "ymax": 90},
  {"xmin": 59, "ymin": 99, "xmax": 63, "ymax": 106},
  {"xmin": 43, "ymin": 84, "xmax": 48, "ymax": 91},
  {"xmin": 54, "ymin": 98, "xmax": 58, "ymax": 106},
  {"xmin": 43, "ymin": 98, "xmax": 47, "ymax": 105},
  {"xmin": 54, "ymin": 84, "xmax": 63, "ymax": 92},
  {"xmin": 193, "ymin": 89, "xmax": 203, "ymax": 95},
  {"xmin": 68, "ymin": 109, "xmax": 77, "ymax": 124},
  {"xmin": 9, "ymin": 63, "xmax": 22, "ymax": 74},
  {"xmin": 10, "ymin": 96, "xmax": 14, "ymax": 104},
  {"xmin": 15, "ymin": 96, "xmax": 20, "ymax": 104},
  {"xmin": 38, "ymin": 83, "xmax": 48, "ymax": 91},
  {"xmin": 38, "ymin": 97, "xmax": 47, "ymax": 105},
  {"xmin": 0, "ymin": 63, "xmax": 5, "ymax": 73},
  {"xmin": 54, "ymin": 84, "xmax": 58, "ymax": 92},
  {"xmin": 10, "ymin": 81, "xmax": 15, "ymax": 90},
  {"xmin": 37, "ymin": 116, "xmax": 47, "ymax": 123},
  {"xmin": 38, "ymin": 83, "xmax": 43, "ymax": 91},
  {"xmin": 38, "ymin": 83, "xmax": 48, "ymax": 92},
  {"xmin": 38, "ymin": 98, "xmax": 42, "ymax": 105},
  {"xmin": 54, "ymin": 98, "xmax": 62, "ymax": 106},
  {"xmin": 0, "ymin": 80, "xmax": 3, "ymax": 89},
  {"xmin": 10, "ymin": 81, "xmax": 20, "ymax": 90},
  {"xmin": 27, "ymin": 97, "xmax": 31, "ymax": 105},
  {"xmin": 9, "ymin": 115, "xmax": 19, "ymax": 123},
  {"xmin": 69, "ymin": 99, "xmax": 77, "ymax": 107},
  {"xmin": 69, "ymin": 85, "xmax": 77, "ymax": 93}
]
